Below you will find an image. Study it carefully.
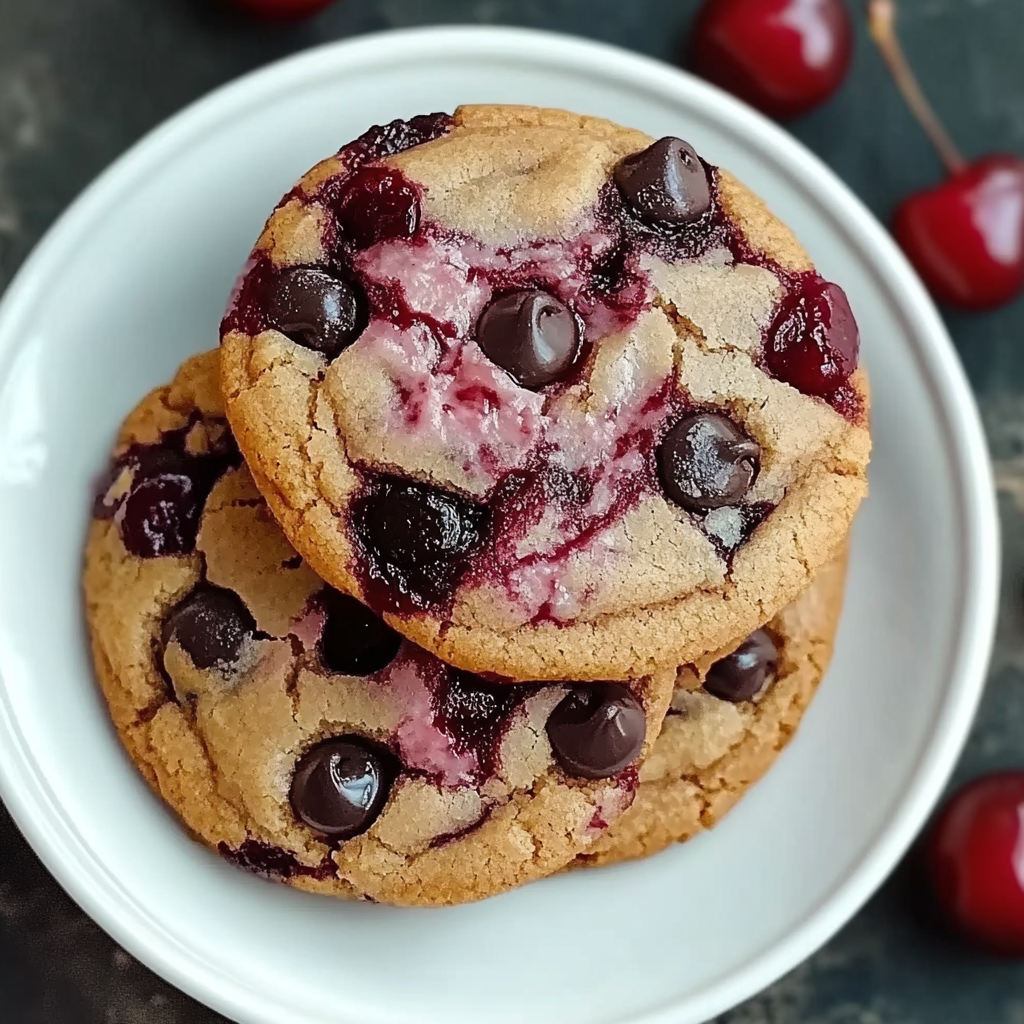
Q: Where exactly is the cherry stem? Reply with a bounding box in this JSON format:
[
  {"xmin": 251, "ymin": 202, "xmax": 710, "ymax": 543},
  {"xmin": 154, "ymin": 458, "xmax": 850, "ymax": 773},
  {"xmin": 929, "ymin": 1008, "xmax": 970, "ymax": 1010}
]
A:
[{"xmin": 867, "ymin": 0, "xmax": 967, "ymax": 176}]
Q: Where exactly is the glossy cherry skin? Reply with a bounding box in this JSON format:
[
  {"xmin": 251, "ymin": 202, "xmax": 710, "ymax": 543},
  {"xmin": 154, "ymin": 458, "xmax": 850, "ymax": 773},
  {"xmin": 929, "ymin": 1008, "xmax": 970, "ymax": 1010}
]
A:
[
  {"xmin": 689, "ymin": 0, "xmax": 853, "ymax": 120},
  {"xmin": 229, "ymin": 0, "xmax": 336, "ymax": 19},
  {"xmin": 927, "ymin": 771, "xmax": 1024, "ymax": 955},
  {"xmin": 893, "ymin": 156, "xmax": 1024, "ymax": 311}
]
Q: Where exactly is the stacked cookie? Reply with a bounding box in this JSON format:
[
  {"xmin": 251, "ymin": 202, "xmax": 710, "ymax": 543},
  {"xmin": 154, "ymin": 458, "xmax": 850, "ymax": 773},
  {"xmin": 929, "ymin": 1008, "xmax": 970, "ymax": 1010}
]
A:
[{"xmin": 84, "ymin": 106, "xmax": 869, "ymax": 907}]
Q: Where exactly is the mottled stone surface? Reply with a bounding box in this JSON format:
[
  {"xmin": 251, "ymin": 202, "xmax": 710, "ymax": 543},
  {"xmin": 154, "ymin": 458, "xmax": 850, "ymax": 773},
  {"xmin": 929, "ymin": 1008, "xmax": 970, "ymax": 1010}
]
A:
[{"xmin": 2, "ymin": 0, "xmax": 1024, "ymax": 1020}]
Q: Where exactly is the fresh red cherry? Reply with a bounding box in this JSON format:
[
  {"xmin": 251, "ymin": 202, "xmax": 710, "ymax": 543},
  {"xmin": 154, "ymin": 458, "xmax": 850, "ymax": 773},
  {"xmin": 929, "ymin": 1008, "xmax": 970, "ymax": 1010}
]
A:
[
  {"xmin": 870, "ymin": 0, "xmax": 1024, "ymax": 310},
  {"xmin": 689, "ymin": 0, "xmax": 854, "ymax": 120},
  {"xmin": 927, "ymin": 771, "xmax": 1024, "ymax": 955},
  {"xmin": 229, "ymin": 0, "xmax": 336, "ymax": 19},
  {"xmin": 893, "ymin": 155, "xmax": 1024, "ymax": 310}
]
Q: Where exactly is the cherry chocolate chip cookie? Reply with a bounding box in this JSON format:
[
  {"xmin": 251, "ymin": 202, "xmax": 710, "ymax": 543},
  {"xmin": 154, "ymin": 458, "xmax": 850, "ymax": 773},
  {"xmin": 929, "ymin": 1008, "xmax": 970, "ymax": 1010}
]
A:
[
  {"xmin": 576, "ymin": 549, "xmax": 848, "ymax": 868},
  {"xmin": 220, "ymin": 105, "xmax": 871, "ymax": 682},
  {"xmin": 84, "ymin": 351, "xmax": 676, "ymax": 906}
]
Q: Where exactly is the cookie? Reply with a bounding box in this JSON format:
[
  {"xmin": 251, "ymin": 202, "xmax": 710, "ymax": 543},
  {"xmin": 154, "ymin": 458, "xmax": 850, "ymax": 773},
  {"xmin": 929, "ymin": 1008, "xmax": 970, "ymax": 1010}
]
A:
[
  {"xmin": 220, "ymin": 104, "xmax": 870, "ymax": 682},
  {"xmin": 576, "ymin": 550, "xmax": 848, "ymax": 868},
  {"xmin": 83, "ymin": 351, "xmax": 678, "ymax": 907}
]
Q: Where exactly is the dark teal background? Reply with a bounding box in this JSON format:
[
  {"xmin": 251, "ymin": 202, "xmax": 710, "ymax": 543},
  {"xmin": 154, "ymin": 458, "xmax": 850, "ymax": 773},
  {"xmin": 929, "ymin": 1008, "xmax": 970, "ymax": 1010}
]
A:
[{"xmin": 1, "ymin": 1, "xmax": 1023, "ymax": 1020}]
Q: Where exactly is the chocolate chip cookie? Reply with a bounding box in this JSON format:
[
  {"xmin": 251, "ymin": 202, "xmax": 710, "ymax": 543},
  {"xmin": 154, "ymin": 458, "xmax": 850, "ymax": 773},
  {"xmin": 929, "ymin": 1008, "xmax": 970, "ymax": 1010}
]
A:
[
  {"xmin": 220, "ymin": 104, "xmax": 870, "ymax": 682},
  {"xmin": 576, "ymin": 549, "xmax": 848, "ymax": 867},
  {"xmin": 83, "ymin": 351, "xmax": 677, "ymax": 906}
]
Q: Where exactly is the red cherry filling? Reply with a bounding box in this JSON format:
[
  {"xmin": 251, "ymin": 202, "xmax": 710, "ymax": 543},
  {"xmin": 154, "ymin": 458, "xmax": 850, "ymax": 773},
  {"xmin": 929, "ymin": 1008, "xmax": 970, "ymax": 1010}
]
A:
[
  {"xmin": 95, "ymin": 432, "xmax": 237, "ymax": 559},
  {"xmin": 927, "ymin": 772, "xmax": 1024, "ymax": 955},
  {"xmin": 218, "ymin": 839, "xmax": 335, "ymax": 881},
  {"xmin": 433, "ymin": 670, "xmax": 522, "ymax": 777},
  {"xmin": 332, "ymin": 167, "xmax": 420, "ymax": 251},
  {"xmin": 352, "ymin": 478, "xmax": 488, "ymax": 610},
  {"xmin": 765, "ymin": 276, "xmax": 859, "ymax": 396}
]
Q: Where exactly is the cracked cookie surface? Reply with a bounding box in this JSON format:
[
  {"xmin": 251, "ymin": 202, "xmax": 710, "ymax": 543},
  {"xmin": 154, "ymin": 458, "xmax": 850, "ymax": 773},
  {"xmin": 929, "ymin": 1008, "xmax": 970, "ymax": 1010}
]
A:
[
  {"xmin": 220, "ymin": 103, "xmax": 870, "ymax": 682},
  {"xmin": 83, "ymin": 351, "xmax": 678, "ymax": 907},
  {"xmin": 575, "ymin": 549, "xmax": 847, "ymax": 868}
]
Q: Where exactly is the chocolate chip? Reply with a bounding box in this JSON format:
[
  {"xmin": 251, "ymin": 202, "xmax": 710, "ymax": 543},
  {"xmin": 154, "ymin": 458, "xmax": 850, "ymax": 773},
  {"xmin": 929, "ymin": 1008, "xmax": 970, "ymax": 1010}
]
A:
[
  {"xmin": 164, "ymin": 586, "xmax": 257, "ymax": 671},
  {"xmin": 614, "ymin": 138, "xmax": 712, "ymax": 226},
  {"xmin": 264, "ymin": 267, "xmax": 364, "ymax": 359},
  {"xmin": 290, "ymin": 737, "xmax": 395, "ymax": 839},
  {"xmin": 476, "ymin": 290, "xmax": 581, "ymax": 388},
  {"xmin": 365, "ymin": 479, "xmax": 486, "ymax": 571},
  {"xmin": 318, "ymin": 589, "xmax": 401, "ymax": 676},
  {"xmin": 704, "ymin": 629, "xmax": 779, "ymax": 702},
  {"xmin": 547, "ymin": 683, "xmax": 646, "ymax": 779},
  {"xmin": 659, "ymin": 412, "xmax": 760, "ymax": 512}
]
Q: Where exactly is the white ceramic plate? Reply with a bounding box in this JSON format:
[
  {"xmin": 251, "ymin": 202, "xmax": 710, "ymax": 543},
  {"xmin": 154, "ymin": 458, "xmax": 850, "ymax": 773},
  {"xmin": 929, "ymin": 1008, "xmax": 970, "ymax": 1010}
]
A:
[{"xmin": 0, "ymin": 26, "xmax": 998, "ymax": 1024}]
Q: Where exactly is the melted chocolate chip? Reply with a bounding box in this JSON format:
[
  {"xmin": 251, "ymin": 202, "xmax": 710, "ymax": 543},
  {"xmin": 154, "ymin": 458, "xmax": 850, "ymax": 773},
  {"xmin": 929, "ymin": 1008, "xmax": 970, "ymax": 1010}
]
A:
[
  {"xmin": 547, "ymin": 683, "xmax": 646, "ymax": 779},
  {"xmin": 354, "ymin": 478, "xmax": 487, "ymax": 607},
  {"xmin": 659, "ymin": 413, "xmax": 760, "ymax": 512},
  {"xmin": 476, "ymin": 290, "xmax": 581, "ymax": 389},
  {"xmin": 334, "ymin": 167, "xmax": 420, "ymax": 251},
  {"xmin": 264, "ymin": 267, "xmax": 364, "ymax": 359},
  {"xmin": 318, "ymin": 589, "xmax": 401, "ymax": 676},
  {"xmin": 614, "ymin": 138, "xmax": 712, "ymax": 226},
  {"xmin": 290, "ymin": 737, "xmax": 395, "ymax": 839},
  {"xmin": 164, "ymin": 585, "xmax": 257, "ymax": 671},
  {"xmin": 704, "ymin": 629, "xmax": 779, "ymax": 702}
]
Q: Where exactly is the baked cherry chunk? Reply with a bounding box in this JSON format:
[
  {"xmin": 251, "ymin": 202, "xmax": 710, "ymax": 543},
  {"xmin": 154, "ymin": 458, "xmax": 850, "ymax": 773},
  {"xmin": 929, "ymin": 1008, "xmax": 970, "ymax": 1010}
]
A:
[
  {"xmin": 353, "ymin": 477, "xmax": 488, "ymax": 610},
  {"xmin": 433, "ymin": 670, "xmax": 522, "ymax": 777},
  {"xmin": 765, "ymin": 276, "xmax": 859, "ymax": 396},
  {"xmin": 547, "ymin": 683, "xmax": 646, "ymax": 779},
  {"xmin": 332, "ymin": 166, "xmax": 421, "ymax": 251},
  {"xmin": 94, "ymin": 430, "xmax": 237, "ymax": 559}
]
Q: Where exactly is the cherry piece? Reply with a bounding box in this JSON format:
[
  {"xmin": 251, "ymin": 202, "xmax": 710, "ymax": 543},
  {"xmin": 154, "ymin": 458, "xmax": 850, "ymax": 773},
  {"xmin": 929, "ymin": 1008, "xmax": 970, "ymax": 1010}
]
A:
[
  {"xmin": 927, "ymin": 771, "xmax": 1024, "ymax": 955},
  {"xmin": 264, "ymin": 267, "xmax": 364, "ymax": 358},
  {"xmin": 228, "ymin": 0, "xmax": 336, "ymax": 19},
  {"xmin": 614, "ymin": 138, "xmax": 712, "ymax": 225},
  {"xmin": 765, "ymin": 277, "xmax": 859, "ymax": 396},
  {"xmin": 869, "ymin": 0, "xmax": 1024, "ymax": 310},
  {"xmin": 689, "ymin": 0, "xmax": 853, "ymax": 120},
  {"xmin": 290, "ymin": 737, "xmax": 395, "ymax": 839},
  {"xmin": 333, "ymin": 166, "xmax": 420, "ymax": 251},
  {"xmin": 434, "ymin": 671, "xmax": 521, "ymax": 775},
  {"xmin": 365, "ymin": 479, "xmax": 485, "ymax": 572},
  {"xmin": 476, "ymin": 290, "xmax": 581, "ymax": 388},
  {"xmin": 547, "ymin": 684, "xmax": 646, "ymax": 779},
  {"xmin": 659, "ymin": 412, "xmax": 760, "ymax": 512},
  {"xmin": 318, "ymin": 589, "xmax": 401, "ymax": 676},
  {"xmin": 164, "ymin": 586, "xmax": 257, "ymax": 671},
  {"xmin": 704, "ymin": 629, "xmax": 778, "ymax": 702}
]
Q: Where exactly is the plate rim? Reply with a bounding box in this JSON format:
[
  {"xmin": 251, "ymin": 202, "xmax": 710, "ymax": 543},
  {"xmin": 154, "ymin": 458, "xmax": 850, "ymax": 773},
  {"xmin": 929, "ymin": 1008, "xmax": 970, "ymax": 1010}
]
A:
[{"xmin": 0, "ymin": 24, "xmax": 1000, "ymax": 1024}]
